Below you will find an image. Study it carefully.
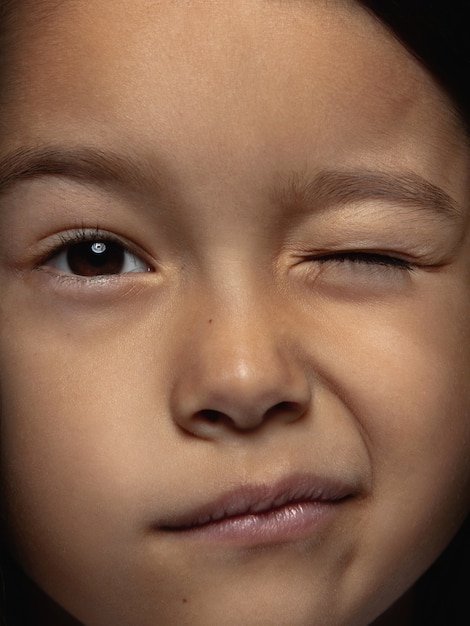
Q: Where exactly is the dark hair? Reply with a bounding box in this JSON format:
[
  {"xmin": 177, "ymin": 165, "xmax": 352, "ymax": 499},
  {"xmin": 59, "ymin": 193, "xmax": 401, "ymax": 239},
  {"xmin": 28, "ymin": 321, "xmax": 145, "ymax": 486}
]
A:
[
  {"xmin": 0, "ymin": 542, "xmax": 29, "ymax": 625},
  {"xmin": 0, "ymin": 1, "xmax": 469, "ymax": 625}
]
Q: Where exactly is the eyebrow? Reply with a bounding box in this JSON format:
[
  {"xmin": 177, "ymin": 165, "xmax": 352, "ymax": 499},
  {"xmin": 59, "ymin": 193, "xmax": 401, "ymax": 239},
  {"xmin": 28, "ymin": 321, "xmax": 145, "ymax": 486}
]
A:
[
  {"xmin": 276, "ymin": 168, "xmax": 462, "ymax": 222},
  {"xmin": 0, "ymin": 145, "xmax": 462, "ymax": 223},
  {"xmin": 0, "ymin": 145, "xmax": 165, "ymax": 194}
]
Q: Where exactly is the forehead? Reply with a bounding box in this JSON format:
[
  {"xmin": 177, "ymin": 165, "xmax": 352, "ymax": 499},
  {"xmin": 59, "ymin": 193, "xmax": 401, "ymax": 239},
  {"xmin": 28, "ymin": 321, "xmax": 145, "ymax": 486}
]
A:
[
  {"xmin": 3, "ymin": 0, "xmax": 425, "ymax": 109},
  {"xmin": 1, "ymin": 0, "xmax": 468, "ymax": 208}
]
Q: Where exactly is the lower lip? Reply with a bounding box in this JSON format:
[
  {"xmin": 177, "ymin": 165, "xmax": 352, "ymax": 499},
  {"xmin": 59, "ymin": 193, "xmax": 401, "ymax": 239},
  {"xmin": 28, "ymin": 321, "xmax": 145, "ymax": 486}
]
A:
[{"xmin": 167, "ymin": 501, "xmax": 341, "ymax": 545}]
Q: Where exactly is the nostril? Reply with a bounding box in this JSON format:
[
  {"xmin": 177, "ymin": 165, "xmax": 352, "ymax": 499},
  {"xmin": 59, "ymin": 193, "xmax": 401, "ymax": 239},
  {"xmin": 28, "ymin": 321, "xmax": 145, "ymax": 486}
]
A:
[
  {"xmin": 197, "ymin": 409, "xmax": 226, "ymax": 423},
  {"xmin": 264, "ymin": 401, "xmax": 303, "ymax": 420},
  {"xmin": 196, "ymin": 401, "xmax": 305, "ymax": 429}
]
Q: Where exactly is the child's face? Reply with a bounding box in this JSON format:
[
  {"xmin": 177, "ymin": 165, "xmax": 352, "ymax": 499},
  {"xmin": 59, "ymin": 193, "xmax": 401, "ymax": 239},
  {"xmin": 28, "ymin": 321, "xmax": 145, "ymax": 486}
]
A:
[{"xmin": 1, "ymin": 1, "xmax": 470, "ymax": 624}]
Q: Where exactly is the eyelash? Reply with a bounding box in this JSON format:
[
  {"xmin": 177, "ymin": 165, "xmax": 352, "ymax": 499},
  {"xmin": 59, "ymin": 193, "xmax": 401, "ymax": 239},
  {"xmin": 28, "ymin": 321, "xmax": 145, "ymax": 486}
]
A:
[
  {"xmin": 311, "ymin": 251, "xmax": 414, "ymax": 271},
  {"xmin": 55, "ymin": 228, "xmax": 122, "ymax": 250}
]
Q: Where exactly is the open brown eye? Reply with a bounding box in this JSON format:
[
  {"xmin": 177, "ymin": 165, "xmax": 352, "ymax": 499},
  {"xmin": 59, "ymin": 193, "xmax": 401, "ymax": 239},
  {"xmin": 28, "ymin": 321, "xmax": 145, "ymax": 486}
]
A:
[
  {"xmin": 45, "ymin": 238, "xmax": 151, "ymax": 277},
  {"xmin": 66, "ymin": 241, "xmax": 125, "ymax": 276}
]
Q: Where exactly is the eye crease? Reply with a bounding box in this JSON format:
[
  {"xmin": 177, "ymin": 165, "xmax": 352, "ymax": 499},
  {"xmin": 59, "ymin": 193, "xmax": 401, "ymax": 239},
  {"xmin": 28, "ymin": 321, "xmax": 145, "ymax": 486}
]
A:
[{"xmin": 42, "ymin": 231, "xmax": 153, "ymax": 277}]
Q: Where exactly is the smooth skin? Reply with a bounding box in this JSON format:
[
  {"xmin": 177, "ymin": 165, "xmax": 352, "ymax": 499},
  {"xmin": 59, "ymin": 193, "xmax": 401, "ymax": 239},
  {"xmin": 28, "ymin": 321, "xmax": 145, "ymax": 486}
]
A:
[{"xmin": 1, "ymin": 1, "xmax": 470, "ymax": 624}]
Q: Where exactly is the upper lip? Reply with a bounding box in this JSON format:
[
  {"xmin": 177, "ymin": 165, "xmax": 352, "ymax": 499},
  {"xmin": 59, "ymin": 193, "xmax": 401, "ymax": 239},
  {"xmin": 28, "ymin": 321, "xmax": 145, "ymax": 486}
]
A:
[{"xmin": 161, "ymin": 472, "xmax": 355, "ymax": 530}]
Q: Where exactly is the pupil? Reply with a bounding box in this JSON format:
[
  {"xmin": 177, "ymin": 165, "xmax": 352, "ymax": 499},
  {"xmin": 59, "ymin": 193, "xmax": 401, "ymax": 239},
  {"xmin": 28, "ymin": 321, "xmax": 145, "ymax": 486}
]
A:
[{"xmin": 67, "ymin": 240, "xmax": 125, "ymax": 276}]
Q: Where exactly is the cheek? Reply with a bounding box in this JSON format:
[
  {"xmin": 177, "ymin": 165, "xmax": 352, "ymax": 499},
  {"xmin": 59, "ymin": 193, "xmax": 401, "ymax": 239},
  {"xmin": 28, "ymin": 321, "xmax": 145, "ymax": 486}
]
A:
[
  {"xmin": 0, "ymin": 305, "xmax": 157, "ymax": 545},
  {"xmin": 313, "ymin": 267, "xmax": 470, "ymax": 464},
  {"xmin": 0, "ymin": 329, "xmax": 161, "ymax": 513},
  {"xmin": 357, "ymin": 310, "xmax": 470, "ymax": 478},
  {"xmin": 0, "ymin": 314, "xmax": 182, "ymax": 622},
  {"xmin": 291, "ymin": 283, "xmax": 470, "ymax": 619},
  {"xmin": 329, "ymin": 285, "xmax": 470, "ymax": 588},
  {"xmin": 356, "ymin": 326, "xmax": 470, "ymax": 525}
]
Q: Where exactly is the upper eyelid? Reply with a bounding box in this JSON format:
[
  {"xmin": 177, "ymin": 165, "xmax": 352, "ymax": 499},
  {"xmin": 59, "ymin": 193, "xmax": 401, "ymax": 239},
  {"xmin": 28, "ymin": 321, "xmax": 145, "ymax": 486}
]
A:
[{"xmin": 42, "ymin": 228, "xmax": 142, "ymax": 259}]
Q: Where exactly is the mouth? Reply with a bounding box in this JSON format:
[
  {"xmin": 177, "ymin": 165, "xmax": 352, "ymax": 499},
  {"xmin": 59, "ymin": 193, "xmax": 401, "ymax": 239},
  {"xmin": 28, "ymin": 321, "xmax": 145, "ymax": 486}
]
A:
[{"xmin": 159, "ymin": 473, "xmax": 355, "ymax": 544}]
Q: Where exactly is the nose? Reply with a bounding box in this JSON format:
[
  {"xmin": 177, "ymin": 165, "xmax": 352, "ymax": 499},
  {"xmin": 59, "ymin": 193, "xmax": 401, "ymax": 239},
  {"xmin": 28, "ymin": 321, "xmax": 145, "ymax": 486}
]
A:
[{"xmin": 170, "ymin": 306, "xmax": 312, "ymax": 438}]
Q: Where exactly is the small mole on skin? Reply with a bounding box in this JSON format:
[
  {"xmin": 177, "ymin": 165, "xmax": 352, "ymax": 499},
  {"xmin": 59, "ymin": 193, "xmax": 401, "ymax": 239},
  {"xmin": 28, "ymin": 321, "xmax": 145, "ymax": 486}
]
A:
[
  {"xmin": 182, "ymin": 598, "xmax": 188, "ymax": 604},
  {"xmin": 208, "ymin": 319, "xmax": 213, "ymax": 324}
]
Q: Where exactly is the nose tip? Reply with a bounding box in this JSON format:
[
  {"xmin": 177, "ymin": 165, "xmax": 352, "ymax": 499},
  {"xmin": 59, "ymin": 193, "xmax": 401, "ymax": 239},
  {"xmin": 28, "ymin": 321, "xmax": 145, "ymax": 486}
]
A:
[{"xmin": 171, "ymin": 344, "xmax": 312, "ymax": 438}]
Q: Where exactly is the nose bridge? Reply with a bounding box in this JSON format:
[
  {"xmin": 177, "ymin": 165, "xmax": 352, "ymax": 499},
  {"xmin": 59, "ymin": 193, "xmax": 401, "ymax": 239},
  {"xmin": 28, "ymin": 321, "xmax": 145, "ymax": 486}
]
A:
[
  {"xmin": 170, "ymin": 272, "xmax": 312, "ymax": 435},
  {"xmin": 197, "ymin": 250, "xmax": 279, "ymax": 352},
  {"xmin": 193, "ymin": 269, "xmax": 289, "ymax": 389},
  {"xmin": 201, "ymin": 300, "xmax": 283, "ymax": 394}
]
